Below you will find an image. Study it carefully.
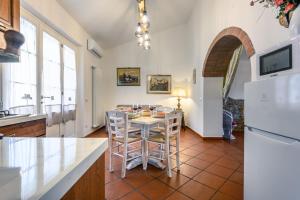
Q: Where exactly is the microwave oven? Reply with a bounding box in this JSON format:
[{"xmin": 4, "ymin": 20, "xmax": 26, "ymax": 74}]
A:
[{"xmin": 257, "ymin": 35, "xmax": 300, "ymax": 80}]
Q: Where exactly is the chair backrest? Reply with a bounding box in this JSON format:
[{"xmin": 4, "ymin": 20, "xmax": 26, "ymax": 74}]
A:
[
  {"xmin": 106, "ymin": 111, "xmax": 129, "ymax": 139},
  {"xmin": 164, "ymin": 110, "xmax": 182, "ymax": 138},
  {"xmin": 223, "ymin": 110, "xmax": 233, "ymax": 130}
]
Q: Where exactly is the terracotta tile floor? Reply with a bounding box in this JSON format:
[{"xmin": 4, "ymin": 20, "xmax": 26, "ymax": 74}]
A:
[{"xmin": 89, "ymin": 128, "xmax": 244, "ymax": 200}]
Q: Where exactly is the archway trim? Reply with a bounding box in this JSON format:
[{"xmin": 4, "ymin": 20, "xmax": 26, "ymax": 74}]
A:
[{"xmin": 202, "ymin": 27, "xmax": 255, "ymax": 77}]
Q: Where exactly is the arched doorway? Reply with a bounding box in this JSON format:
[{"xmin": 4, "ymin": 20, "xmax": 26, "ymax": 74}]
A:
[
  {"xmin": 202, "ymin": 27, "xmax": 255, "ymax": 148},
  {"xmin": 202, "ymin": 27, "xmax": 255, "ymax": 77}
]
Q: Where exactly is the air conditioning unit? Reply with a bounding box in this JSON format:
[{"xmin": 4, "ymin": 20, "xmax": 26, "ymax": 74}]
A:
[{"xmin": 87, "ymin": 39, "xmax": 103, "ymax": 58}]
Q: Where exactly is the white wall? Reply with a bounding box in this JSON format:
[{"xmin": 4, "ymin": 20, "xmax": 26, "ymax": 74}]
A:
[
  {"xmin": 100, "ymin": 24, "xmax": 193, "ymax": 118},
  {"xmin": 203, "ymin": 77, "xmax": 223, "ymax": 137},
  {"xmin": 228, "ymin": 50, "xmax": 251, "ymax": 100},
  {"xmin": 27, "ymin": 0, "xmax": 291, "ymax": 138},
  {"xmin": 187, "ymin": 0, "xmax": 290, "ymax": 137},
  {"xmin": 100, "ymin": 0, "xmax": 291, "ymax": 138},
  {"xmin": 21, "ymin": 0, "xmax": 104, "ymax": 137}
]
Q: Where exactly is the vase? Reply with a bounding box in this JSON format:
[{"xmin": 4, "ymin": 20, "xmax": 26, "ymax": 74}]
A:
[
  {"xmin": 289, "ymin": 6, "xmax": 300, "ymax": 37},
  {"xmin": 4, "ymin": 30, "xmax": 25, "ymax": 56}
]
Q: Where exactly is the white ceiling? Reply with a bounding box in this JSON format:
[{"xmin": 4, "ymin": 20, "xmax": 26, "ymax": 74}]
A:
[{"xmin": 57, "ymin": 0, "xmax": 196, "ymax": 49}]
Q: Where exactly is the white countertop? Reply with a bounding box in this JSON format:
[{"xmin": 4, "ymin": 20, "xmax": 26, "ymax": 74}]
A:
[
  {"xmin": 0, "ymin": 137, "xmax": 108, "ymax": 200},
  {"xmin": 0, "ymin": 114, "xmax": 47, "ymax": 127}
]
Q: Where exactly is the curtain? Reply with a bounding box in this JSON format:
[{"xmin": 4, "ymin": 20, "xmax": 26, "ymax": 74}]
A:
[{"xmin": 223, "ymin": 45, "xmax": 244, "ymax": 100}]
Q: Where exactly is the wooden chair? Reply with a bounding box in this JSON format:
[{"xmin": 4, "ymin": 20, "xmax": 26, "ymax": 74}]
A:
[
  {"xmin": 147, "ymin": 111, "xmax": 182, "ymax": 177},
  {"xmin": 106, "ymin": 111, "xmax": 142, "ymax": 178}
]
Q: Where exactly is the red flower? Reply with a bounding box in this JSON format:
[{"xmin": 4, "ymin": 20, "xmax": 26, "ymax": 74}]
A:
[
  {"xmin": 274, "ymin": 0, "xmax": 285, "ymax": 7},
  {"xmin": 284, "ymin": 3, "xmax": 296, "ymax": 13}
]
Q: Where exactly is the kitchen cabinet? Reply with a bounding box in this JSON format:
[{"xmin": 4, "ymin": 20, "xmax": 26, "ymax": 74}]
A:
[
  {"xmin": 0, "ymin": 137, "xmax": 107, "ymax": 199},
  {"xmin": 62, "ymin": 155, "xmax": 105, "ymax": 200},
  {"xmin": 0, "ymin": 119, "xmax": 46, "ymax": 137},
  {"xmin": 0, "ymin": 0, "xmax": 20, "ymax": 50}
]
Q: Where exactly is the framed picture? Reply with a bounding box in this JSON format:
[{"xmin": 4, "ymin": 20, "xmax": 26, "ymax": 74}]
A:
[
  {"xmin": 193, "ymin": 68, "xmax": 197, "ymax": 84},
  {"xmin": 147, "ymin": 75, "xmax": 172, "ymax": 94},
  {"xmin": 117, "ymin": 68, "xmax": 141, "ymax": 86}
]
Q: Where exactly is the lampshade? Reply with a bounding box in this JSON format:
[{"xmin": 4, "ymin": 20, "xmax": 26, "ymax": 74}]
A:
[
  {"xmin": 173, "ymin": 87, "xmax": 186, "ymax": 97},
  {"xmin": 143, "ymin": 31, "xmax": 150, "ymax": 41},
  {"xmin": 138, "ymin": 37, "xmax": 144, "ymax": 46},
  {"xmin": 135, "ymin": 23, "xmax": 143, "ymax": 38},
  {"xmin": 141, "ymin": 11, "xmax": 150, "ymax": 25},
  {"xmin": 144, "ymin": 40, "xmax": 150, "ymax": 50},
  {"xmin": 135, "ymin": 0, "xmax": 150, "ymax": 50}
]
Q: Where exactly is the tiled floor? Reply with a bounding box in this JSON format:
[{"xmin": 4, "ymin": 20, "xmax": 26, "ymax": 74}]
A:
[{"xmin": 89, "ymin": 128, "xmax": 244, "ymax": 200}]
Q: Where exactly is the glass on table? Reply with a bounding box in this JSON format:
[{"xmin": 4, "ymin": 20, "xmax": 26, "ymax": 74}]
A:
[
  {"xmin": 133, "ymin": 104, "xmax": 138, "ymax": 113},
  {"xmin": 149, "ymin": 105, "xmax": 154, "ymax": 116},
  {"xmin": 138, "ymin": 104, "xmax": 142, "ymax": 111},
  {"xmin": 151, "ymin": 106, "xmax": 158, "ymax": 117}
]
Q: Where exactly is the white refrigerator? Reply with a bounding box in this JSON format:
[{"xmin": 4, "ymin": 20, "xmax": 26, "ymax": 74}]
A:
[{"xmin": 244, "ymin": 74, "xmax": 300, "ymax": 200}]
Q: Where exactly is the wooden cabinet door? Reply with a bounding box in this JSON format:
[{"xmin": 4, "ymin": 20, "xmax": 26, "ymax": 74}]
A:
[
  {"xmin": 0, "ymin": 0, "xmax": 12, "ymax": 30},
  {"xmin": 0, "ymin": 0, "xmax": 19, "ymax": 50},
  {"xmin": 0, "ymin": 124, "xmax": 16, "ymax": 137},
  {"xmin": 14, "ymin": 119, "xmax": 46, "ymax": 137},
  {"xmin": 0, "ymin": 119, "xmax": 46, "ymax": 137}
]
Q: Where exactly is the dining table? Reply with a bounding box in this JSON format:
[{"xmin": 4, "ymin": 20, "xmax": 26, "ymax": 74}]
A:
[{"xmin": 128, "ymin": 116, "xmax": 165, "ymax": 170}]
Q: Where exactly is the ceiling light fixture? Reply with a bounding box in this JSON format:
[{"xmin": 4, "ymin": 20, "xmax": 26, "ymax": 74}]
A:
[{"xmin": 135, "ymin": 0, "xmax": 151, "ymax": 50}]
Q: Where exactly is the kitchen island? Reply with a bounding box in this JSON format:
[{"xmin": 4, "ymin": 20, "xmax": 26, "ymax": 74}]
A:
[{"xmin": 0, "ymin": 137, "xmax": 108, "ymax": 200}]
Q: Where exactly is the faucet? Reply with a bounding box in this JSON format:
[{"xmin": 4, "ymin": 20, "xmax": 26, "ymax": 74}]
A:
[
  {"xmin": 0, "ymin": 110, "xmax": 9, "ymax": 117},
  {"xmin": 0, "ymin": 110, "xmax": 6, "ymax": 117}
]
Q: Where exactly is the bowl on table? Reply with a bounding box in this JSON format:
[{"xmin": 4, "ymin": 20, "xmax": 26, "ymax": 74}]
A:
[
  {"xmin": 141, "ymin": 110, "xmax": 151, "ymax": 117},
  {"xmin": 128, "ymin": 112, "xmax": 139, "ymax": 119},
  {"xmin": 153, "ymin": 112, "xmax": 165, "ymax": 118},
  {"xmin": 117, "ymin": 107, "xmax": 132, "ymax": 112}
]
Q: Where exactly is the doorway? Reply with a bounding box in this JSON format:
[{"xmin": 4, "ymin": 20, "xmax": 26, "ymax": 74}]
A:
[
  {"xmin": 41, "ymin": 31, "xmax": 77, "ymax": 137},
  {"xmin": 202, "ymin": 27, "xmax": 255, "ymax": 147},
  {"xmin": 0, "ymin": 11, "xmax": 78, "ymax": 137},
  {"xmin": 223, "ymin": 49, "xmax": 251, "ymax": 148}
]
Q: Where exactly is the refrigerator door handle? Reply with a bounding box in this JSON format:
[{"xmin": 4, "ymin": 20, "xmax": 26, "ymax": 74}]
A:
[{"xmin": 246, "ymin": 126, "xmax": 298, "ymax": 145}]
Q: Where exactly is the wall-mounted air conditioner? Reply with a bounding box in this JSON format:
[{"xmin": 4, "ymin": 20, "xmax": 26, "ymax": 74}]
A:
[{"xmin": 87, "ymin": 39, "xmax": 103, "ymax": 58}]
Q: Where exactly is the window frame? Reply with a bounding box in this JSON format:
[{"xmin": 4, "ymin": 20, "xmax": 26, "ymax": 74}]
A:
[
  {"xmin": 1, "ymin": 14, "xmax": 39, "ymax": 113},
  {"xmin": 0, "ymin": 8, "xmax": 78, "ymax": 115},
  {"xmin": 22, "ymin": 9, "xmax": 42, "ymax": 114}
]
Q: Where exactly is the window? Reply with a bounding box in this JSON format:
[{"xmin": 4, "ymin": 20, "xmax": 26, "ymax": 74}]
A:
[
  {"xmin": 42, "ymin": 32, "xmax": 61, "ymax": 106},
  {"xmin": 2, "ymin": 17, "xmax": 37, "ymax": 114},
  {"xmin": 63, "ymin": 45, "xmax": 76, "ymax": 106},
  {"xmin": 0, "ymin": 11, "xmax": 77, "ymax": 128}
]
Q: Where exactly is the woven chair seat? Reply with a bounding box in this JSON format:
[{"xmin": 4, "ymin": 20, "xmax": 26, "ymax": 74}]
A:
[
  {"xmin": 113, "ymin": 135, "xmax": 142, "ymax": 143},
  {"xmin": 148, "ymin": 133, "xmax": 176, "ymax": 143}
]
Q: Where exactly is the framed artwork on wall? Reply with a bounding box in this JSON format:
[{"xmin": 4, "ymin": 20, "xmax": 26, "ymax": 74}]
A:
[
  {"xmin": 117, "ymin": 67, "xmax": 141, "ymax": 86},
  {"xmin": 147, "ymin": 75, "xmax": 172, "ymax": 94}
]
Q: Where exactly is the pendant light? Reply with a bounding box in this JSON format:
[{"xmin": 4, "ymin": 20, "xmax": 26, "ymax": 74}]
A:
[{"xmin": 135, "ymin": 0, "xmax": 151, "ymax": 50}]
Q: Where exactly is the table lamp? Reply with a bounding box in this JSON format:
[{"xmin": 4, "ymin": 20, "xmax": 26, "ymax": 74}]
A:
[{"xmin": 173, "ymin": 87, "xmax": 186, "ymax": 110}]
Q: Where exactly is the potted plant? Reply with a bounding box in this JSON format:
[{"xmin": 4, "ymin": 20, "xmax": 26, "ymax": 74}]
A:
[{"xmin": 251, "ymin": 0, "xmax": 300, "ymax": 35}]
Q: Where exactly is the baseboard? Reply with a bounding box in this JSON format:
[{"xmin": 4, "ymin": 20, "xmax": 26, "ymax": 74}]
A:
[
  {"xmin": 85, "ymin": 126, "xmax": 105, "ymax": 137},
  {"xmin": 202, "ymin": 136, "xmax": 223, "ymax": 140},
  {"xmin": 186, "ymin": 126, "xmax": 223, "ymax": 140},
  {"xmin": 185, "ymin": 126, "xmax": 204, "ymax": 137}
]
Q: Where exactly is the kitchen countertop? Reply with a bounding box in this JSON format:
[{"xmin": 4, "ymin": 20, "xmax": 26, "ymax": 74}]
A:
[
  {"xmin": 0, "ymin": 137, "xmax": 108, "ymax": 200},
  {"xmin": 0, "ymin": 114, "xmax": 47, "ymax": 127}
]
